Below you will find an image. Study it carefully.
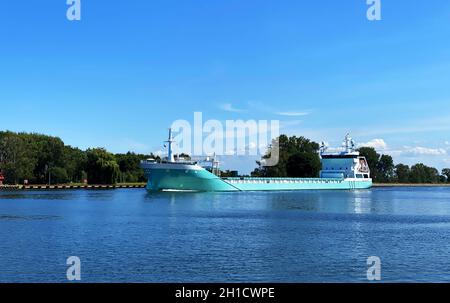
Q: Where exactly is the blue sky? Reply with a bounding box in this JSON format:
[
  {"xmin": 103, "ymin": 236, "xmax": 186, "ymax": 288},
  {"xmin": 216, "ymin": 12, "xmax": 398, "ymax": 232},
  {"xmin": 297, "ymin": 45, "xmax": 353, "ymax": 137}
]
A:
[{"xmin": 1, "ymin": 1, "xmax": 450, "ymax": 173}]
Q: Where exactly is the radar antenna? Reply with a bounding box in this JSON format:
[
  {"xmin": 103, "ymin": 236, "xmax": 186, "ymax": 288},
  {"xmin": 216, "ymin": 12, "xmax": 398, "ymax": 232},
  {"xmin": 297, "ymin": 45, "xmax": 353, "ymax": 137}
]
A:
[
  {"xmin": 319, "ymin": 141, "xmax": 328, "ymax": 155},
  {"xmin": 343, "ymin": 133, "xmax": 355, "ymax": 153}
]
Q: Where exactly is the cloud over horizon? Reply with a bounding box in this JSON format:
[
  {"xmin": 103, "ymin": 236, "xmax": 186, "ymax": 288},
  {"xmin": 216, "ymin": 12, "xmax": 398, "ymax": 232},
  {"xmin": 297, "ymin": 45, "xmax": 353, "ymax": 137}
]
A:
[
  {"xmin": 219, "ymin": 103, "xmax": 244, "ymax": 113},
  {"xmin": 359, "ymin": 139, "xmax": 388, "ymax": 150},
  {"xmin": 276, "ymin": 111, "xmax": 310, "ymax": 117}
]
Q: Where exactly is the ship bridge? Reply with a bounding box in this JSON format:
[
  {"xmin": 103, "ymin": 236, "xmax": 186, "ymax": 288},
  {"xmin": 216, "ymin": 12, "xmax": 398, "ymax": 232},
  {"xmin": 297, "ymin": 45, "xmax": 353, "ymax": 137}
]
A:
[{"xmin": 319, "ymin": 134, "xmax": 371, "ymax": 180}]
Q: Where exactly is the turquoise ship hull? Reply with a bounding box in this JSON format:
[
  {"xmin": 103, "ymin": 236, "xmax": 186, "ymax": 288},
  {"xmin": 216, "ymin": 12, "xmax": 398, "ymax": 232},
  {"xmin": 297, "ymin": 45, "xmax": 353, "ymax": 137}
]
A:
[
  {"xmin": 143, "ymin": 165, "xmax": 372, "ymax": 192},
  {"xmin": 145, "ymin": 166, "xmax": 237, "ymax": 191},
  {"xmin": 141, "ymin": 132, "xmax": 373, "ymax": 192}
]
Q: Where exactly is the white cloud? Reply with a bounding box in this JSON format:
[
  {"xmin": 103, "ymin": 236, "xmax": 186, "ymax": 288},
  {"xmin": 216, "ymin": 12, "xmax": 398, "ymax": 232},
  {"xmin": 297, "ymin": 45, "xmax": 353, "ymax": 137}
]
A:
[
  {"xmin": 224, "ymin": 141, "xmax": 260, "ymax": 155},
  {"xmin": 220, "ymin": 103, "xmax": 244, "ymax": 113},
  {"xmin": 358, "ymin": 139, "xmax": 388, "ymax": 150},
  {"xmin": 276, "ymin": 111, "xmax": 309, "ymax": 117},
  {"xmin": 248, "ymin": 141, "xmax": 257, "ymax": 149},
  {"xmin": 401, "ymin": 146, "xmax": 447, "ymax": 157}
]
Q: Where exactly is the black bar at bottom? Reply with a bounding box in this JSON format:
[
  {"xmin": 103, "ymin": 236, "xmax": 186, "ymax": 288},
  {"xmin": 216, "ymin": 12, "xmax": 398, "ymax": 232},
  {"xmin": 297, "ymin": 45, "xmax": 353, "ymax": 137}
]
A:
[{"xmin": 0, "ymin": 283, "xmax": 446, "ymax": 302}]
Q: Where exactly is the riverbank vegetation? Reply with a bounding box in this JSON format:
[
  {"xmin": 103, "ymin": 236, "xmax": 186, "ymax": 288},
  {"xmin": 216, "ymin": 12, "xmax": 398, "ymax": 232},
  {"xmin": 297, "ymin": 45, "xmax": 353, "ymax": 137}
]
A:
[
  {"xmin": 0, "ymin": 131, "xmax": 157, "ymax": 185},
  {"xmin": 1, "ymin": 131, "xmax": 449, "ymax": 185},
  {"xmin": 357, "ymin": 147, "xmax": 448, "ymax": 184},
  {"xmin": 251, "ymin": 135, "xmax": 322, "ymax": 178},
  {"xmin": 251, "ymin": 135, "xmax": 449, "ymax": 184}
]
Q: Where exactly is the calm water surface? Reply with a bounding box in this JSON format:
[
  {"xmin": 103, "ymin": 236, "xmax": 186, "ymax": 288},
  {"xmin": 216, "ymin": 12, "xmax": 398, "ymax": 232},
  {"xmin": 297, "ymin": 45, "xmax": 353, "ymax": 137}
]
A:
[{"xmin": 1, "ymin": 187, "xmax": 450, "ymax": 282}]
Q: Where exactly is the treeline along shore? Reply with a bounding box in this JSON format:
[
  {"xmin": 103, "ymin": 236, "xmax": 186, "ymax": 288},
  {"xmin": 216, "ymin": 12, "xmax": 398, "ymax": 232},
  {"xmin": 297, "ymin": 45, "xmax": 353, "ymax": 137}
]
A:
[
  {"xmin": 250, "ymin": 134, "xmax": 450, "ymax": 185},
  {"xmin": 0, "ymin": 131, "xmax": 156, "ymax": 186},
  {"xmin": 0, "ymin": 184, "xmax": 146, "ymax": 191},
  {"xmin": 1, "ymin": 131, "xmax": 450, "ymax": 187}
]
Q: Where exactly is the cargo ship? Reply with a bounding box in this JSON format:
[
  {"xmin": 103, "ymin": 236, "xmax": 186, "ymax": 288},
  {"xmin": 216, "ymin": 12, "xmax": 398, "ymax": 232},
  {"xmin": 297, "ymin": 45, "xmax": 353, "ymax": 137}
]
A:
[{"xmin": 141, "ymin": 130, "xmax": 372, "ymax": 192}]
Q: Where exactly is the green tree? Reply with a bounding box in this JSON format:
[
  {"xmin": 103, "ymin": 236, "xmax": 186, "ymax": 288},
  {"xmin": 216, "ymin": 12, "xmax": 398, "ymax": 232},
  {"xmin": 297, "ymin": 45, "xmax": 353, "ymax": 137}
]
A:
[
  {"xmin": 63, "ymin": 146, "xmax": 87, "ymax": 183},
  {"xmin": 0, "ymin": 132, "xmax": 37, "ymax": 184},
  {"xmin": 377, "ymin": 154, "xmax": 395, "ymax": 182},
  {"xmin": 426, "ymin": 166, "xmax": 441, "ymax": 183},
  {"xmin": 252, "ymin": 135, "xmax": 321, "ymax": 178},
  {"xmin": 410, "ymin": 163, "xmax": 440, "ymax": 183},
  {"xmin": 0, "ymin": 131, "xmax": 151, "ymax": 185},
  {"xmin": 86, "ymin": 148, "xmax": 120, "ymax": 184},
  {"xmin": 286, "ymin": 152, "xmax": 321, "ymax": 178},
  {"xmin": 31, "ymin": 134, "xmax": 66, "ymax": 183},
  {"xmin": 115, "ymin": 152, "xmax": 152, "ymax": 183},
  {"xmin": 442, "ymin": 168, "xmax": 450, "ymax": 183},
  {"xmin": 49, "ymin": 167, "xmax": 69, "ymax": 184},
  {"xmin": 395, "ymin": 164, "xmax": 410, "ymax": 183}
]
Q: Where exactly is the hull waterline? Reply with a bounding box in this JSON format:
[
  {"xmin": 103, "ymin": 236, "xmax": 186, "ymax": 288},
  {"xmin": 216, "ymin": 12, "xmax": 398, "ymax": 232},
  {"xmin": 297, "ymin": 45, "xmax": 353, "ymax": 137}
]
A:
[
  {"xmin": 141, "ymin": 132, "xmax": 373, "ymax": 192},
  {"xmin": 143, "ymin": 164, "xmax": 372, "ymax": 192}
]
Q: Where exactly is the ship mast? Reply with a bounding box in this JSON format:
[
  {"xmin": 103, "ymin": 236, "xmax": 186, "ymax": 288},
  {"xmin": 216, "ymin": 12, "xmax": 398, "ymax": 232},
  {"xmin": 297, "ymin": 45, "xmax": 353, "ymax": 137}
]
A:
[
  {"xmin": 165, "ymin": 128, "xmax": 175, "ymax": 163},
  {"xmin": 343, "ymin": 133, "xmax": 355, "ymax": 153}
]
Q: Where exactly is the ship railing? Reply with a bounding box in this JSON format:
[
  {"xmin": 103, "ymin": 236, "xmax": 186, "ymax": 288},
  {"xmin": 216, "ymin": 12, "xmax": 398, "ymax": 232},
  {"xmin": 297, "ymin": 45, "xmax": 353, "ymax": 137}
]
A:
[
  {"xmin": 223, "ymin": 177, "xmax": 345, "ymax": 183},
  {"xmin": 140, "ymin": 155, "xmax": 216, "ymax": 163},
  {"xmin": 140, "ymin": 159, "xmax": 199, "ymax": 165},
  {"xmin": 141, "ymin": 159, "xmax": 157, "ymax": 164}
]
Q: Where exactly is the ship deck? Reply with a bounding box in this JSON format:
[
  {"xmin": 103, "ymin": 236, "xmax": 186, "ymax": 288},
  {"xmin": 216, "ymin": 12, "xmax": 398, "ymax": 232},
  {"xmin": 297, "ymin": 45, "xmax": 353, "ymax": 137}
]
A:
[
  {"xmin": 221, "ymin": 177, "xmax": 372, "ymax": 191},
  {"xmin": 223, "ymin": 177, "xmax": 345, "ymax": 184}
]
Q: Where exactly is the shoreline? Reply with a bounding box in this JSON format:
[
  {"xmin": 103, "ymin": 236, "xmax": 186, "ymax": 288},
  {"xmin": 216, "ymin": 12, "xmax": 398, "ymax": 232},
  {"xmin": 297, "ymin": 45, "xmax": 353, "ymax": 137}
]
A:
[
  {"xmin": 0, "ymin": 183, "xmax": 146, "ymax": 191},
  {"xmin": 1, "ymin": 182, "xmax": 450, "ymax": 191},
  {"xmin": 373, "ymin": 183, "xmax": 450, "ymax": 187}
]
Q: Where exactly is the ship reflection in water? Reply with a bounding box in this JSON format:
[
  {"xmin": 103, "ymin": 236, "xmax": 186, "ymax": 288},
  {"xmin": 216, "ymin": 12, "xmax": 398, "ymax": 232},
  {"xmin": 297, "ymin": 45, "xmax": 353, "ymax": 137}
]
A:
[
  {"xmin": 1, "ymin": 187, "xmax": 450, "ymax": 282},
  {"xmin": 148, "ymin": 187, "xmax": 450, "ymax": 216}
]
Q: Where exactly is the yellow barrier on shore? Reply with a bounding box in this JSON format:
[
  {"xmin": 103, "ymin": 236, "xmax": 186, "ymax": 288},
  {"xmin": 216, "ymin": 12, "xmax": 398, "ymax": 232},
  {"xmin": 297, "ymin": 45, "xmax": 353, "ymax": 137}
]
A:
[{"xmin": 0, "ymin": 184, "xmax": 146, "ymax": 191}]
